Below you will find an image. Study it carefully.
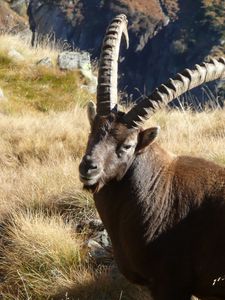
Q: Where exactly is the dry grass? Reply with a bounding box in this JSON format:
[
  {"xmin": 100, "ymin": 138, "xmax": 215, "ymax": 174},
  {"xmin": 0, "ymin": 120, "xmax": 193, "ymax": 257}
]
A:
[
  {"xmin": 0, "ymin": 105, "xmax": 223, "ymax": 299},
  {"xmin": 0, "ymin": 33, "xmax": 224, "ymax": 299},
  {"xmin": 0, "ymin": 33, "xmax": 59, "ymax": 64},
  {"xmin": 148, "ymin": 108, "xmax": 225, "ymax": 165},
  {"xmin": 0, "ymin": 212, "xmax": 84, "ymax": 299}
]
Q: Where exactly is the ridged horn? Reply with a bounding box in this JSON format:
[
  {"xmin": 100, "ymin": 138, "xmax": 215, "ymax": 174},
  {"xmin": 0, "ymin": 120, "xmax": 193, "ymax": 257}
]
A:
[
  {"xmin": 123, "ymin": 57, "xmax": 225, "ymax": 128},
  {"xmin": 97, "ymin": 14, "xmax": 129, "ymax": 116}
]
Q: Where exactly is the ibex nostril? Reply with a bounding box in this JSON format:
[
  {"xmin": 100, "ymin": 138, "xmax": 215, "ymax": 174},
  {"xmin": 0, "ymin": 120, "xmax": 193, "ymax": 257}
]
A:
[
  {"xmin": 90, "ymin": 163, "xmax": 98, "ymax": 170},
  {"xmin": 83, "ymin": 156, "xmax": 98, "ymax": 169}
]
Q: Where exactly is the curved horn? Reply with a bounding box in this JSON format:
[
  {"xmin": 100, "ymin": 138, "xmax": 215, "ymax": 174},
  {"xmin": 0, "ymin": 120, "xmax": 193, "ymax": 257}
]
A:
[
  {"xmin": 97, "ymin": 14, "xmax": 129, "ymax": 116},
  {"xmin": 123, "ymin": 57, "xmax": 225, "ymax": 128}
]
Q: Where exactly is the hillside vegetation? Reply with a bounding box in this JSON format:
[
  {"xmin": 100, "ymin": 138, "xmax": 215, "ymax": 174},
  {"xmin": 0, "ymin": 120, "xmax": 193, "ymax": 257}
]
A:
[
  {"xmin": 0, "ymin": 34, "xmax": 91, "ymax": 114},
  {"xmin": 0, "ymin": 34, "xmax": 224, "ymax": 299}
]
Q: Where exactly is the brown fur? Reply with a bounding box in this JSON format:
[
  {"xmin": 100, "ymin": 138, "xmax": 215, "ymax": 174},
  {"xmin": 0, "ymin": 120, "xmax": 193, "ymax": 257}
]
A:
[{"xmin": 79, "ymin": 114, "xmax": 225, "ymax": 300}]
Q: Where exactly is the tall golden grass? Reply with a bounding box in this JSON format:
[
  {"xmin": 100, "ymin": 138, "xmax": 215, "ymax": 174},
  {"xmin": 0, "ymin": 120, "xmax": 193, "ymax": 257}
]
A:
[
  {"xmin": 0, "ymin": 33, "xmax": 224, "ymax": 299},
  {"xmin": 0, "ymin": 106, "xmax": 223, "ymax": 299}
]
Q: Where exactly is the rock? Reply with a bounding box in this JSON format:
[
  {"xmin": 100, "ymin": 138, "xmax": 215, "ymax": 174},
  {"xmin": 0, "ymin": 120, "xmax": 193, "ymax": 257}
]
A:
[
  {"xmin": 8, "ymin": 49, "xmax": 24, "ymax": 61},
  {"xmin": 58, "ymin": 51, "xmax": 97, "ymax": 93},
  {"xmin": 58, "ymin": 51, "xmax": 91, "ymax": 71},
  {"xmin": 92, "ymin": 229, "xmax": 111, "ymax": 249},
  {"xmin": 87, "ymin": 239, "xmax": 113, "ymax": 265},
  {"xmin": 77, "ymin": 218, "xmax": 112, "ymax": 265},
  {"xmin": 76, "ymin": 218, "xmax": 104, "ymax": 232},
  {"xmin": 88, "ymin": 219, "xmax": 104, "ymax": 231},
  {"xmin": 37, "ymin": 57, "xmax": 53, "ymax": 67},
  {"xmin": 79, "ymin": 52, "xmax": 92, "ymax": 71}
]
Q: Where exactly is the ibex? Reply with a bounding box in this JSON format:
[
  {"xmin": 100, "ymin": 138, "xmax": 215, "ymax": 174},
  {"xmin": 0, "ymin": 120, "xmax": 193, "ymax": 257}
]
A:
[{"xmin": 79, "ymin": 15, "xmax": 225, "ymax": 300}]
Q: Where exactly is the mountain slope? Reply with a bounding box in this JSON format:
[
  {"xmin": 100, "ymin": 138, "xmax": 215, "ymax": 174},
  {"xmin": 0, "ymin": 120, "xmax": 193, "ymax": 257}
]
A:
[{"xmin": 27, "ymin": 0, "xmax": 224, "ymax": 102}]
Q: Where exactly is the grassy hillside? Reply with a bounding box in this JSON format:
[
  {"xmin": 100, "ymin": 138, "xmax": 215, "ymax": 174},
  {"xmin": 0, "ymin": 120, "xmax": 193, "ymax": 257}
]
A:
[{"xmin": 0, "ymin": 33, "xmax": 224, "ymax": 299}]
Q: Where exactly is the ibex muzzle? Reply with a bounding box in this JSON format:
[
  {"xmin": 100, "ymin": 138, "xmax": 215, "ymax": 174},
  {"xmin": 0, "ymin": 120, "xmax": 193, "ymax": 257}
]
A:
[{"xmin": 79, "ymin": 154, "xmax": 99, "ymax": 184}]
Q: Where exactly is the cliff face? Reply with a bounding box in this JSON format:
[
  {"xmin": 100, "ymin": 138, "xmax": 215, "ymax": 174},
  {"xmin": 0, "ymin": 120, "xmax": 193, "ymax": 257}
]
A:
[{"xmin": 28, "ymin": 0, "xmax": 224, "ymax": 102}]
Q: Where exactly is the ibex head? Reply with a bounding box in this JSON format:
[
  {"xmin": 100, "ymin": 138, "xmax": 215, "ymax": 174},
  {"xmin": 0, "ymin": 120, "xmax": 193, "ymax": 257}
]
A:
[
  {"xmin": 79, "ymin": 14, "xmax": 225, "ymax": 192},
  {"xmin": 79, "ymin": 106, "xmax": 160, "ymax": 192}
]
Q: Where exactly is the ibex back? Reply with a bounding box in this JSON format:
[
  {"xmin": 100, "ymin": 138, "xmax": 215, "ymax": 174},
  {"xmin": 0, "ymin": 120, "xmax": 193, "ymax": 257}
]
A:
[{"xmin": 79, "ymin": 15, "xmax": 225, "ymax": 300}]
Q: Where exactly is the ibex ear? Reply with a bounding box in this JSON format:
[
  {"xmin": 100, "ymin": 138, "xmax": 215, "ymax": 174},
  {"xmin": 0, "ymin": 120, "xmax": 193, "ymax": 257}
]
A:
[
  {"xmin": 87, "ymin": 101, "xmax": 96, "ymax": 127},
  {"xmin": 136, "ymin": 126, "xmax": 160, "ymax": 153}
]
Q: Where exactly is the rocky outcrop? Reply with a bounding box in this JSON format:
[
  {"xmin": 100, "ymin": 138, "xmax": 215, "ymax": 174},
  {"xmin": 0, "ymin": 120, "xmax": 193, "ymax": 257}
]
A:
[{"xmin": 27, "ymin": 0, "xmax": 225, "ymax": 103}]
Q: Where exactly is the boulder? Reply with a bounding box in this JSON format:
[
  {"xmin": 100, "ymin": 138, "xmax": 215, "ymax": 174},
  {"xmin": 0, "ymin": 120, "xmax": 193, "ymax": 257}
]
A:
[
  {"xmin": 58, "ymin": 51, "xmax": 97, "ymax": 93},
  {"xmin": 92, "ymin": 229, "xmax": 111, "ymax": 249},
  {"xmin": 87, "ymin": 239, "xmax": 113, "ymax": 265},
  {"xmin": 77, "ymin": 218, "xmax": 112, "ymax": 265},
  {"xmin": 58, "ymin": 51, "xmax": 91, "ymax": 71}
]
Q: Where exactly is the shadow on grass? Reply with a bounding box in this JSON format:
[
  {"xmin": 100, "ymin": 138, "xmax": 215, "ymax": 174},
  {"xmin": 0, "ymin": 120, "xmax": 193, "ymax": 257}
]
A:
[{"xmin": 52, "ymin": 267, "xmax": 151, "ymax": 300}]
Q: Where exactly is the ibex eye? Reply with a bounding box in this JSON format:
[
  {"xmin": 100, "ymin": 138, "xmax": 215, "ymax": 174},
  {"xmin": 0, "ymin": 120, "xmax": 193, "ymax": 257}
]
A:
[{"xmin": 123, "ymin": 144, "xmax": 132, "ymax": 150}]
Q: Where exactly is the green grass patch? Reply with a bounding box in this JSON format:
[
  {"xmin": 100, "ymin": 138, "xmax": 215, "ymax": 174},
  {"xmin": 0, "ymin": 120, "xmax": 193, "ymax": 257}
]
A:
[{"xmin": 0, "ymin": 58, "xmax": 92, "ymax": 114}]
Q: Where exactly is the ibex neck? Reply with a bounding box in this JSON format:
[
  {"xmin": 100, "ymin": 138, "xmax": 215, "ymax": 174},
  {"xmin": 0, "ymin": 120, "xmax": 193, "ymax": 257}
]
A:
[{"xmin": 127, "ymin": 143, "xmax": 175, "ymax": 241}]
